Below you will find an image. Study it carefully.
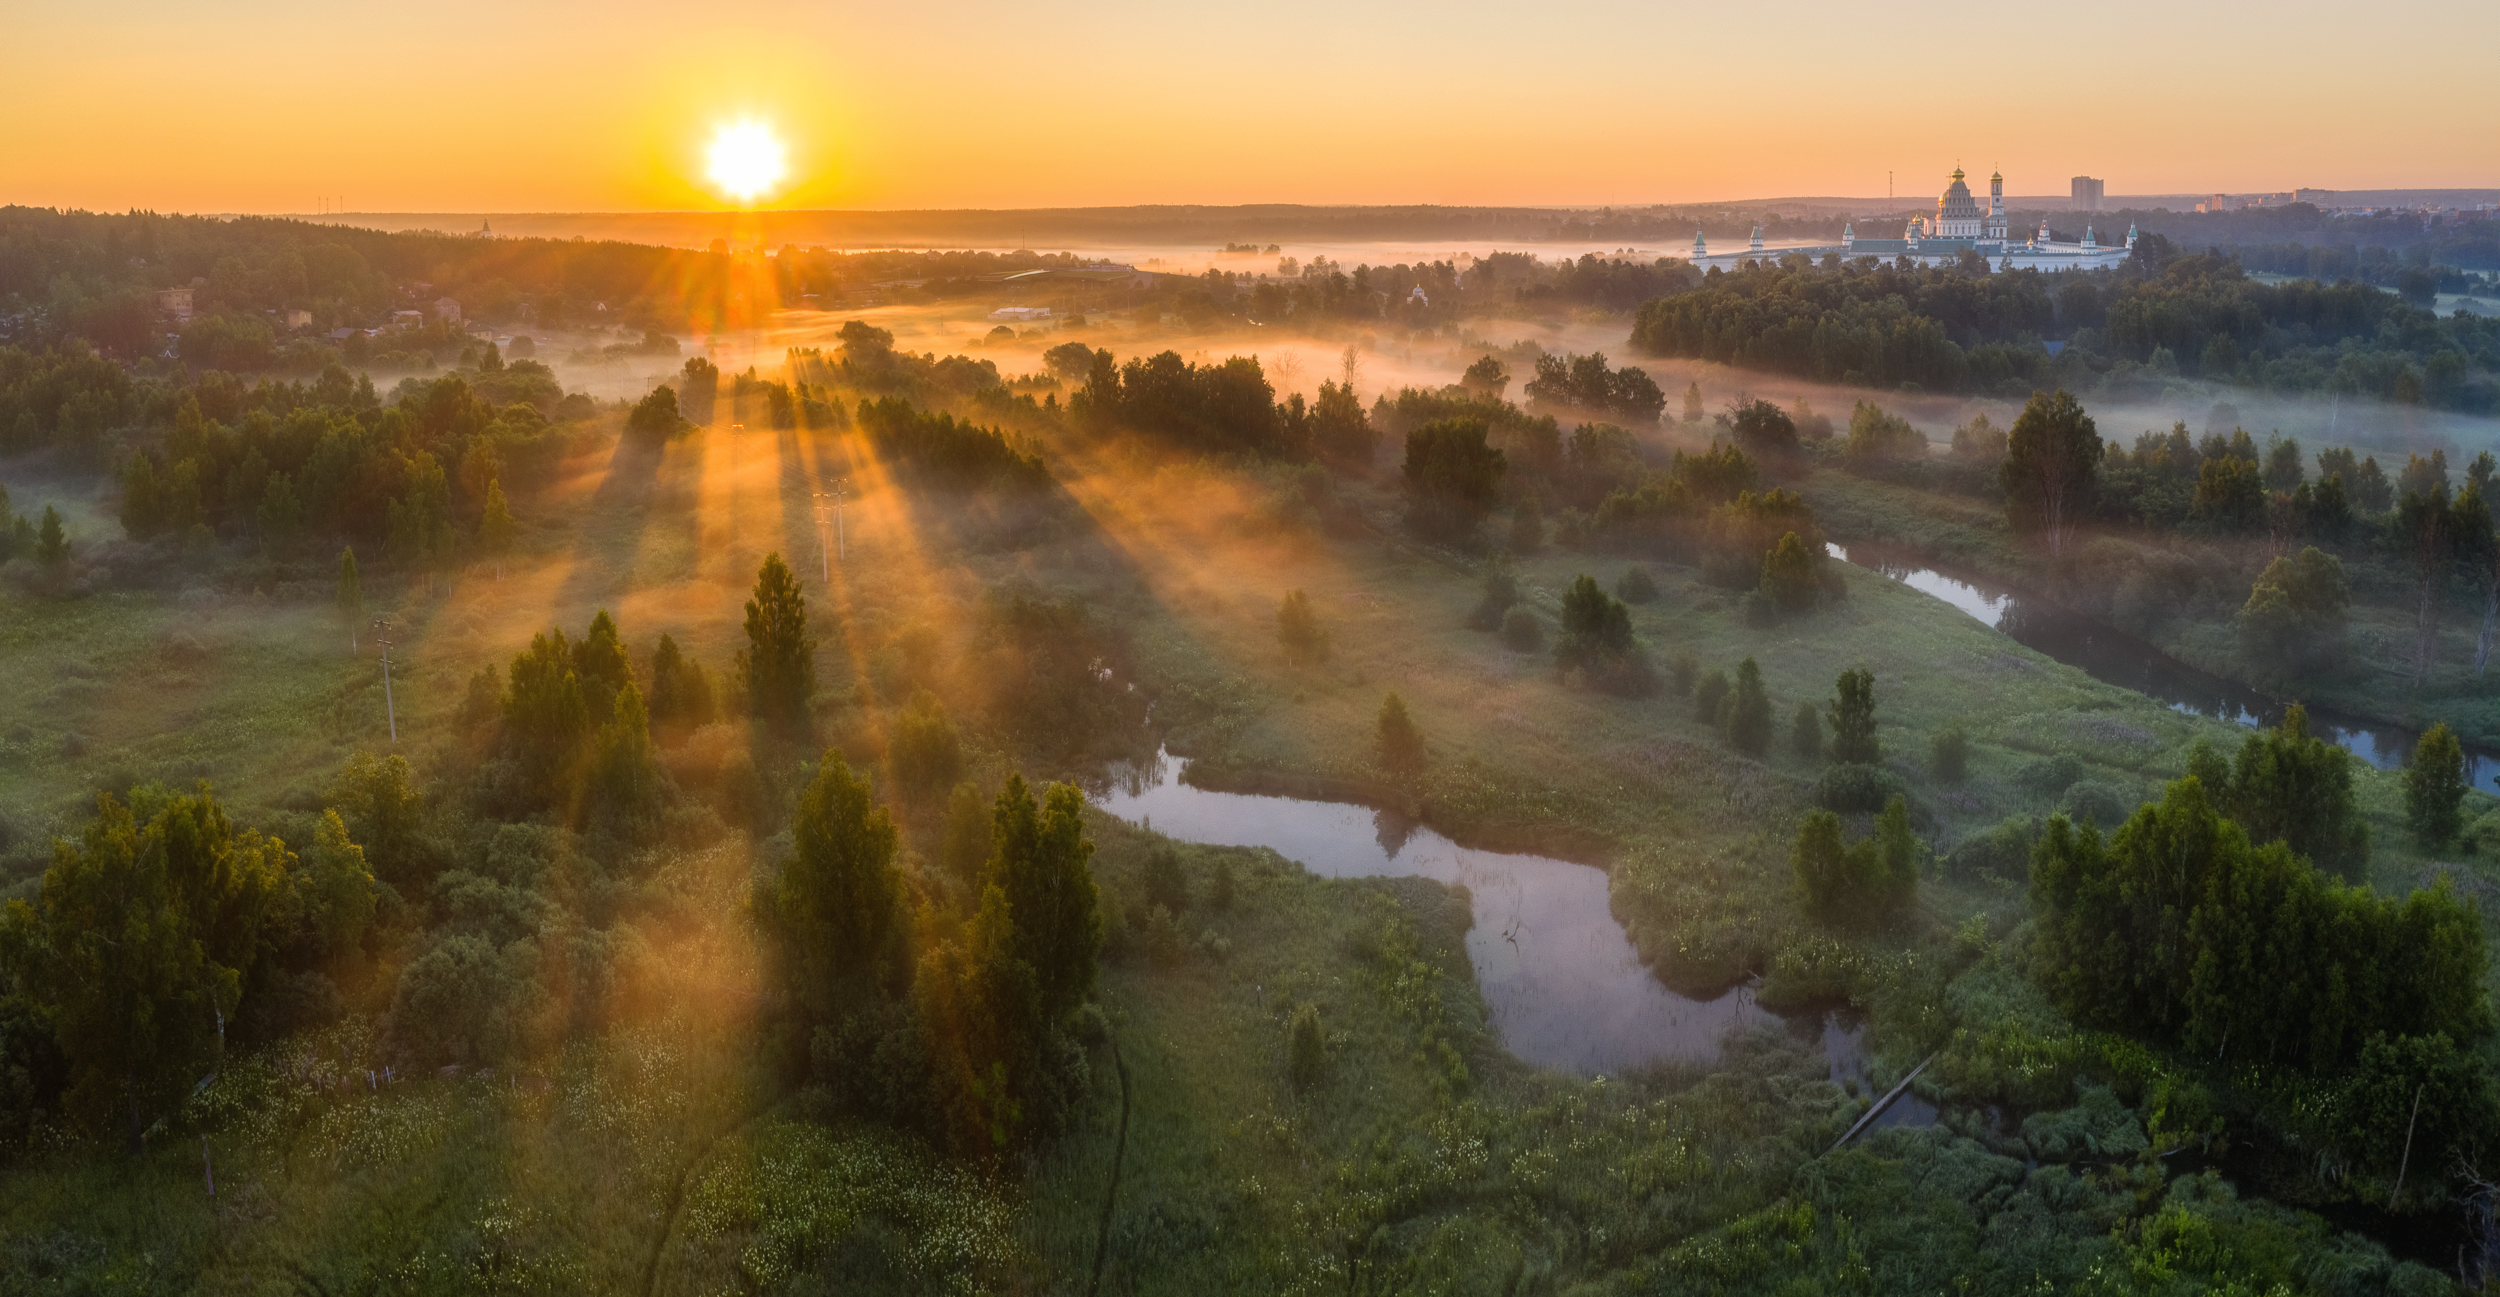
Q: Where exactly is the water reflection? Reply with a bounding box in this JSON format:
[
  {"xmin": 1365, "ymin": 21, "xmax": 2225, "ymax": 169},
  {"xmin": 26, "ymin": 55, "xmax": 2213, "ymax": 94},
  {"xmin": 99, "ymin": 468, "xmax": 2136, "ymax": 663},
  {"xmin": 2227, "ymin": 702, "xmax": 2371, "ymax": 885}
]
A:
[
  {"xmin": 1095, "ymin": 749, "xmax": 1759, "ymax": 1073},
  {"xmin": 1829, "ymin": 542, "xmax": 2500, "ymax": 795}
]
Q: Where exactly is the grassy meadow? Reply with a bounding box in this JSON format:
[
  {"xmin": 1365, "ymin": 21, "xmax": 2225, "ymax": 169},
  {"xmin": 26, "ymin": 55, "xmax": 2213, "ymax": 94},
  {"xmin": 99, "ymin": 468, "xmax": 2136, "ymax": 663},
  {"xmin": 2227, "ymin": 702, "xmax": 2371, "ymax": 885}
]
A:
[{"xmin": 5, "ymin": 384, "xmax": 2497, "ymax": 1293}]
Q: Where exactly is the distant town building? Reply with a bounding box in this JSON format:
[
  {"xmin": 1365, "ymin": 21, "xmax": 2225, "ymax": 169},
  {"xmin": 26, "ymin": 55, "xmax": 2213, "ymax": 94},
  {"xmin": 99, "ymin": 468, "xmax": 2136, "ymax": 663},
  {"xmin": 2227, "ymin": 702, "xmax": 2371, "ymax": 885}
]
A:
[
  {"xmin": 2294, "ymin": 188, "xmax": 2337, "ymax": 206},
  {"xmin": 155, "ymin": 287, "xmax": 195, "ymax": 321},
  {"xmin": 987, "ymin": 306, "xmax": 1053, "ymax": 322},
  {"xmin": 2070, "ymin": 176, "xmax": 2104, "ymax": 211},
  {"xmin": 2194, "ymin": 194, "xmax": 2236, "ymax": 214},
  {"xmin": 392, "ymin": 309, "xmax": 425, "ymax": 327},
  {"xmin": 283, "ymin": 309, "xmax": 312, "ymax": 328},
  {"xmin": 1690, "ymin": 168, "xmax": 2131, "ymax": 274},
  {"xmin": 434, "ymin": 297, "xmax": 462, "ymax": 323}
]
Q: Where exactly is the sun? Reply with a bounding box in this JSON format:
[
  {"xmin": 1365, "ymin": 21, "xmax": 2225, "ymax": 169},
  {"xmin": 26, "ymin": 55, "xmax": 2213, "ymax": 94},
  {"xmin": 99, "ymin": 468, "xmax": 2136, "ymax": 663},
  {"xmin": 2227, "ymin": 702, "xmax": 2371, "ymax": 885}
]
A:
[{"xmin": 704, "ymin": 119, "xmax": 788, "ymax": 204}]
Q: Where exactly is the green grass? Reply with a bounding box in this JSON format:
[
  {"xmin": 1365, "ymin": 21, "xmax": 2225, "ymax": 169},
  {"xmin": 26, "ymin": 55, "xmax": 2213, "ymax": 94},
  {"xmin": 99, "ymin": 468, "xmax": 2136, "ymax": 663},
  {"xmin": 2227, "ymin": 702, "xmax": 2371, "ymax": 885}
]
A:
[{"xmin": 6, "ymin": 420, "xmax": 2496, "ymax": 1292}]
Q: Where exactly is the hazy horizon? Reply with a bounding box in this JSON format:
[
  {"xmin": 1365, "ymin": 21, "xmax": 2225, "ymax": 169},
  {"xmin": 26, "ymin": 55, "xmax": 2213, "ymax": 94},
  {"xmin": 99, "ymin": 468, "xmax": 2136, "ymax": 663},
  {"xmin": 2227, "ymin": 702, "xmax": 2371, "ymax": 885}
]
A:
[{"xmin": 8, "ymin": 0, "xmax": 2493, "ymax": 214}]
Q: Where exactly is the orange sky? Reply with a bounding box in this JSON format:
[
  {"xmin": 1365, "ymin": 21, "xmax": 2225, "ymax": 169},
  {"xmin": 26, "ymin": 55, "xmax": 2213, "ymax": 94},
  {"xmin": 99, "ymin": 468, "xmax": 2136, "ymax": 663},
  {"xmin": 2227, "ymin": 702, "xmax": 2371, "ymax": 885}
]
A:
[{"xmin": 4, "ymin": 0, "xmax": 2492, "ymax": 214}]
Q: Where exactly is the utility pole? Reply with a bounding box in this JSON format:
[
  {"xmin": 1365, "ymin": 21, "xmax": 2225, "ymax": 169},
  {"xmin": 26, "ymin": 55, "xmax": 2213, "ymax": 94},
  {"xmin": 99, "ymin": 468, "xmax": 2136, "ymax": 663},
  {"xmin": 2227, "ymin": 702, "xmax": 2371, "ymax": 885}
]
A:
[
  {"xmin": 811, "ymin": 490, "xmax": 833, "ymax": 583},
  {"xmin": 811, "ymin": 479, "xmax": 848, "ymax": 582},
  {"xmin": 371, "ymin": 616, "xmax": 398, "ymax": 742}
]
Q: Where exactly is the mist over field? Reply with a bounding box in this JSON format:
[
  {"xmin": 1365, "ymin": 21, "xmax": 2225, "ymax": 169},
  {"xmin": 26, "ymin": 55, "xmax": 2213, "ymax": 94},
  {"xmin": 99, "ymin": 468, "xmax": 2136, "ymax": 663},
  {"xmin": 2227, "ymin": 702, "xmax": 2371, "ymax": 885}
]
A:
[{"xmin": 7, "ymin": 0, "xmax": 2500, "ymax": 1280}]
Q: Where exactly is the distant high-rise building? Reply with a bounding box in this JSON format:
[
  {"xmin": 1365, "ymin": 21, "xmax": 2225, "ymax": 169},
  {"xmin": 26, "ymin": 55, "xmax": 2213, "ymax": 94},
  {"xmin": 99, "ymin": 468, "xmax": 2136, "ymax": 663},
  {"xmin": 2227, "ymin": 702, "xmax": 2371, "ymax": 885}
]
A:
[
  {"xmin": 2070, "ymin": 176, "xmax": 2104, "ymax": 211},
  {"xmin": 2294, "ymin": 187, "xmax": 2337, "ymax": 206}
]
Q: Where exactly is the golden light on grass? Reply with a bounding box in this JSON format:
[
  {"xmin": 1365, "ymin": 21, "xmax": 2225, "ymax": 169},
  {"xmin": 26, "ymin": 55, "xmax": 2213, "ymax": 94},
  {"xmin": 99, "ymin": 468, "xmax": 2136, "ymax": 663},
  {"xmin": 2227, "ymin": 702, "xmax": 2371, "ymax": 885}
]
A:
[{"xmin": 704, "ymin": 118, "xmax": 789, "ymax": 205}]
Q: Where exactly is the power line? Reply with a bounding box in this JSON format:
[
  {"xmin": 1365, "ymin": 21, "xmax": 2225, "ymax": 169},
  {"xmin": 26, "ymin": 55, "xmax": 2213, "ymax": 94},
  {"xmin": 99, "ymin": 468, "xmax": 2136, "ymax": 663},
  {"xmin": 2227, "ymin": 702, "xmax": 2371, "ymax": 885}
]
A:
[{"xmin": 371, "ymin": 615, "xmax": 399, "ymax": 742}]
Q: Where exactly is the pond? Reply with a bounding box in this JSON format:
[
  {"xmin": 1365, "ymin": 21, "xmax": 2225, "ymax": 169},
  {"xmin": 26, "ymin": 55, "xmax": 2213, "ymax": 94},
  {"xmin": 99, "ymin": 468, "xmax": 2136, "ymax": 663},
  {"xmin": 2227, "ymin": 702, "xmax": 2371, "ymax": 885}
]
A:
[
  {"xmin": 1094, "ymin": 748, "xmax": 1804, "ymax": 1076},
  {"xmin": 1828, "ymin": 542, "xmax": 2500, "ymax": 795}
]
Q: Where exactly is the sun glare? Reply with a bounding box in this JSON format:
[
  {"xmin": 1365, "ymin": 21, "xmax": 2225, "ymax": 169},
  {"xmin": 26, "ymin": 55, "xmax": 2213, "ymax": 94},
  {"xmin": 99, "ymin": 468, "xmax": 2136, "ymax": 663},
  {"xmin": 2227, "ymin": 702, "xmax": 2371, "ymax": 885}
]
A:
[{"xmin": 704, "ymin": 119, "xmax": 788, "ymax": 204}]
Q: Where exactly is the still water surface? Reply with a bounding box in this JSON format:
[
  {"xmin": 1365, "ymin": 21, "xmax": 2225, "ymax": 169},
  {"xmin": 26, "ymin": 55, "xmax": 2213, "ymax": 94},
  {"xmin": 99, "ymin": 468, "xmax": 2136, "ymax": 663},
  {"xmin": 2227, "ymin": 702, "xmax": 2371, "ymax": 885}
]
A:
[{"xmin": 1094, "ymin": 749, "xmax": 1767, "ymax": 1074}]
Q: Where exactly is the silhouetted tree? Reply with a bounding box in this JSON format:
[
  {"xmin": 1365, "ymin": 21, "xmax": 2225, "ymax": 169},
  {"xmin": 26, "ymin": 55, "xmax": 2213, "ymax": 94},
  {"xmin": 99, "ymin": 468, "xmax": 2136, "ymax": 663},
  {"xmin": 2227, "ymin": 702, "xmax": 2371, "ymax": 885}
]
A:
[
  {"xmin": 2002, "ymin": 389, "xmax": 2101, "ymax": 558},
  {"xmin": 1721, "ymin": 657, "xmax": 1772, "ymax": 755},
  {"xmin": 739, "ymin": 553, "xmax": 815, "ymax": 731},
  {"xmin": 1827, "ymin": 668, "xmax": 1879, "ymax": 765},
  {"xmin": 2406, "ymin": 723, "xmax": 2468, "ymax": 851},
  {"xmin": 1402, "ymin": 418, "xmax": 1506, "ymax": 540}
]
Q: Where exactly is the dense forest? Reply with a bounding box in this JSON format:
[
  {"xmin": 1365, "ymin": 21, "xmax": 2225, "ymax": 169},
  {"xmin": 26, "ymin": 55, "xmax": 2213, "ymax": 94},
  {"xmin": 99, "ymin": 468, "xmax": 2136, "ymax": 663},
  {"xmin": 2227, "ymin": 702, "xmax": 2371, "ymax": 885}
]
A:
[{"xmin": 1627, "ymin": 249, "xmax": 2500, "ymax": 411}]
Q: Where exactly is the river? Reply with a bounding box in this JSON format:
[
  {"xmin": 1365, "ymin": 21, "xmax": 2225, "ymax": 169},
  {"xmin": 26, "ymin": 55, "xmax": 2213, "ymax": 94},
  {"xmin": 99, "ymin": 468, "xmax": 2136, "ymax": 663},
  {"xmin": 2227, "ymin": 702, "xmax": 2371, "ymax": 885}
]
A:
[
  {"xmin": 1093, "ymin": 747, "xmax": 1927, "ymax": 1135},
  {"xmin": 1827, "ymin": 542, "xmax": 2500, "ymax": 795}
]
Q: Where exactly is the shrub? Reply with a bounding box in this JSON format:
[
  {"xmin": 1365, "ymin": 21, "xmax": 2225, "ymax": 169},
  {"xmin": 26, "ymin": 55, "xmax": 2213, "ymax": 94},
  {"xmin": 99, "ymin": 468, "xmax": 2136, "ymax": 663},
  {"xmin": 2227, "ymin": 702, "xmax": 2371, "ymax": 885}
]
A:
[
  {"xmin": 1208, "ymin": 855, "xmax": 1235, "ymax": 912},
  {"xmin": 1815, "ymin": 762, "xmax": 1904, "ymax": 813},
  {"xmin": 2058, "ymin": 779, "xmax": 2135, "ymax": 827},
  {"xmin": 1615, "ymin": 565, "xmax": 1659, "ymax": 604},
  {"xmin": 1287, "ymin": 1003, "xmax": 1325, "ymax": 1094},
  {"xmin": 1792, "ymin": 702, "xmax": 1821, "ymax": 761},
  {"xmin": 1931, "ymin": 720, "xmax": 1971, "ymax": 783},
  {"xmin": 1500, "ymin": 607, "xmax": 1543, "ymax": 652},
  {"xmin": 1943, "ymin": 815, "xmax": 2040, "ymax": 880},
  {"xmin": 1720, "ymin": 658, "xmax": 1773, "ymax": 756},
  {"xmin": 1509, "ymin": 493, "xmax": 1544, "ymax": 551},
  {"xmin": 1760, "ymin": 531, "xmax": 1817, "ymax": 611},
  {"xmin": 1554, "ymin": 574, "xmax": 1655, "ymax": 696},
  {"xmin": 1695, "ymin": 668, "xmax": 1730, "ymax": 724},
  {"xmin": 2405, "ymin": 723, "xmax": 2467, "ymax": 851},
  {"xmin": 1140, "ymin": 846, "xmax": 1187, "ymax": 915},
  {"xmin": 1791, "ymin": 796, "xmax": 1919, "ymax": 924},
  {"xmin": 1375, "ymin": 692, "xmax": 1426, "ymax": 779},
  {"xmin": 1671, "ymin": 651, "xmax": 1697, "ymax": 699},
  {"xmin": 1467, "ymin": 554, "xmax": 1517, "ymax": 630},
  {"xmin": 1277, "ymin": 589, "xmax": 1330, "ymax": 664},
  {"xmin": 2014, "ymin": 751, "xmax": 2086, "ymax": 798},
  {"xmin": 887, "ymin": 691, "xmax": 964, "ymax": 805}
]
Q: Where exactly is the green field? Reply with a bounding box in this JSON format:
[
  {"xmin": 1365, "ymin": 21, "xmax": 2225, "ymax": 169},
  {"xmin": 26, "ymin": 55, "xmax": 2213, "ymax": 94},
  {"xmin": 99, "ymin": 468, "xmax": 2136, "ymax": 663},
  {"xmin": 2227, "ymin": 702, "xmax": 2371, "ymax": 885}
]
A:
[{"xmin": 5, "ymin": 414, "xmax": 2495, "ymax": 1293}]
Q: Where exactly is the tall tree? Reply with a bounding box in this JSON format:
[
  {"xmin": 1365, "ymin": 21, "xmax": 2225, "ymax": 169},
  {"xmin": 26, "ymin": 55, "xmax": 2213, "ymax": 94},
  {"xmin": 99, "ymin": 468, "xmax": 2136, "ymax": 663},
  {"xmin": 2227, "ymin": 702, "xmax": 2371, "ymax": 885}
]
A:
[
  {"xmin": 35, "ymin": 506, "xmax": 67, "ymax": 565},
  {"xmin": 983, "ymin": 776, "xmax": 1103, "ymax": 1024},
  {"xmin": 2220, "ymin": 705, "xmax": 2370, "ymax": 881},
  {"xmin": 2001, "ymin": 389, "xmax": 2102, "ymax": 558},
  {"xmin": 478, "ymin": 478, "xmax": 516, "ymax": 580},
  {"xmin": 386, "ymin": 452, "xmax": 452, "ymax": 590},
  {"xmin": 2030, "ymin": 776, "xmax": 2486, "ymax": 1070},
  {"xmin": 1401, "ymin": 418, "xmax": 1506, "ymax": 540},
  {"xmin": 1310, "ymin": 379, "xmax": 1375, "ymax": 465},
  {"xmin": 2396, "ymin": 487, "xmax": 2453, "ymax": 683},
  {"xmin": 647, "ymin": 632, "xmax": 716, "ymax": 735},
  {"xmin": 2452, "ymin": 486, "xmax": 2500, "ymax": 675},
  {"xmin": 2405, "ymin": 723, "xmax": 2468, "ymax": 852},
  {"xmin": 1721, "ymin": 658, "xmax": 1773, "ymax": 756},
  {"xmin": 761, "ymin": 757, "xmax": 908, "ymax": 1061},
  {"xmin": 1826, "ymin": 668, "xmax": 1879, "ymax": 765},
  {"xmin": 739, "ymin": 553, "xmax": 816, "ymax": 732},
  {"xmin": 0, "ymin": 789, "xmax": 291, "ymax": 1149}
]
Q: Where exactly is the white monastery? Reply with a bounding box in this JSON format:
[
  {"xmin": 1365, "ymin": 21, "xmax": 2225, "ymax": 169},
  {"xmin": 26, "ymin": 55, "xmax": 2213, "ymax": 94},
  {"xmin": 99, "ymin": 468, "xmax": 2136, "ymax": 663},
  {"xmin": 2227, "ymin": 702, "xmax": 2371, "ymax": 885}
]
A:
[{"xmin": 1689, "ymin": 168, "xmax": 2135, "ymax": 274}]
